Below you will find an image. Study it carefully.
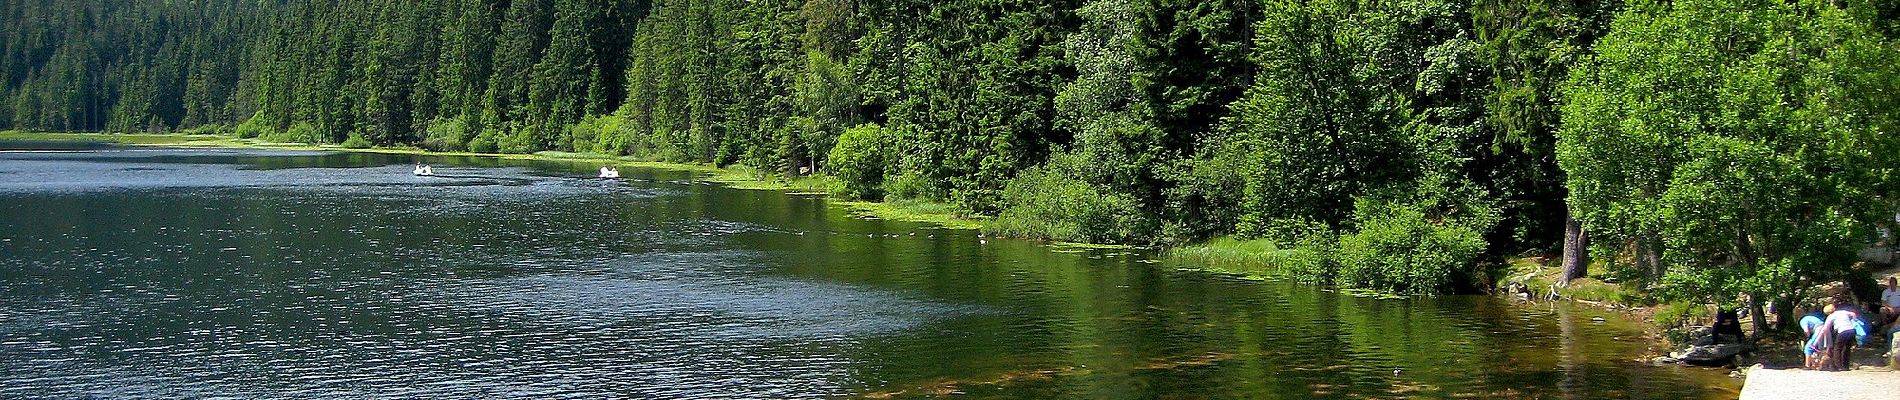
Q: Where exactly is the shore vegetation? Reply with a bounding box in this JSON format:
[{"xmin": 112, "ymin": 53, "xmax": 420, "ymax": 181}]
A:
[{"xmin": 4, "ymin": 0, "xmax": 1900, "ymax": 324}]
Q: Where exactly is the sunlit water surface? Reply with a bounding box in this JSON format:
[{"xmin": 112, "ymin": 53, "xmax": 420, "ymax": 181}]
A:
[{"xmin": 0, "ymin": 142, "xmax": 1739, "ymax": 399}]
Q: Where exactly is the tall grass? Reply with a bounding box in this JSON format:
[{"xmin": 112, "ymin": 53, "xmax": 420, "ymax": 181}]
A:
[
  {"xmin": 839, "ymin": 198, "xmax": 983, "ymax": 230},
  {"xmin": 1166, "ymin": 237, "xmax": 1299, "ymax": 278}
]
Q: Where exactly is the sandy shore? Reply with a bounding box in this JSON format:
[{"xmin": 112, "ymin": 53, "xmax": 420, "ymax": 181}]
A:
[{"xmin": 1739, "ymin": 365, "xmax": 1900, "ymax": 400}]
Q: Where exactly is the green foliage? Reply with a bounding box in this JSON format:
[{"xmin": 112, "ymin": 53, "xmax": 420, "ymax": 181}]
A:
[
  {"xmin": 1471, "ymin": 0, "xmax": 1618, "ymax": 250},
  {"xmin": 422, "ymin": 116, "xmax": 471, "ymax": 152},
  {"xmin": 497, "ymin": 124, "xmax": 539, "ymax": 154},
  {"xmin": 235, "ymin": 114, "xmax": 272, "ymax": 139},
  {"xmin": 1560, "ymin": 0, "xmax": 1900, "ymax": 314},
  {"xmin": 991, "ymin": 151, "xmax": 1152, "ymax": 243},
  {"xmin": 467, "ymin": 127, "xmax": 501, "ymax": 154},
  {"xmin": 341, "ymin": 132, "xmax": 374, "ymax": 149},
  {"xmin": 1213, "ymin": 0, "xmax": 1449, "ymax": 237},
  {"xmin": 1276, "ymin": 234, "xmax": 1342, "ymax": 286},
  {"xmin": 22, "ymin": 0, "xmax": 1897, "ymax": 303},
  {"xmin": 261, "ymin": 122, "xmax": 323, "ymax": 144},
  {"xmin": 564, "ymin": 114, "xmax": 627, "ymax": 155},
  {"xmin": 1167, "ymin": 237, "xmax": 1288, "ymax": 277},
  {"xmin": 825, "ymin": 123, "xmax": 888, "ymax": 200},
  {"xmin": 882, "ymin": 170, "xmax": 932, "ymax": 201},
  {"xmin": 1654, "ymin": 301, "xmax": 1714, "ymax": 331},
  {"xmin": 1165, "ymin": 236, "xmax": 1335, "ymax": 284},
  {"xmin": 1334, "ymin": 198, "xmax": 1491, "ymax": 295}
]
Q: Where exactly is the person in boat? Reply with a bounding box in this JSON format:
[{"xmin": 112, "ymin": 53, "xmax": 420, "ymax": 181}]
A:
[
  {"xmin": 598, "ymin": 165, "xmax": 619, "ymax": 179},
  {"xmin": 413, "ymin": 162, "xmax": 434, "ymax": 176}
]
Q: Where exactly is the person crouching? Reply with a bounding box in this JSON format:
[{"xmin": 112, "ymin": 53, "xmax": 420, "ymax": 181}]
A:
[{"xmin": 1818, "ymin": 300, "xmax": 1865, "ymax": 371}]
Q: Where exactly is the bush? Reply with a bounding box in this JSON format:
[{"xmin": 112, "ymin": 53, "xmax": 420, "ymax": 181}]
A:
[
  {"xmin": 883, "ymin": 170, "xmax": 931, "ymax": 200},
  {"xmin": 261, "ymin": 121, "xmax": 322, "ymax": 144},
  {"xmin": 564, "ymin": 114, "xmax": 626, "ymax": 155},
  {"xmin": 1253, "ymin": 217, "xmax": 1333, "ymax": 248},
  {"xmin": 1655, "ymin": 301, "xmax": 1714, "ymax": 343},
  {"xmin": 1333, "ymin": 200, "xmax": 1488, "ymax": 295},
  {"xmin": 619, "ymin": 125, "xmax": 688, "ymax": 162},
  {"xmin": 422, "ymin": 116, "xmax": 471, "ymax": 152},
  {"xmin": 340, "ymin": 132, "xmax": 373, "ymax": 148},
  {"xmin": 235, "ymin": 113, "xmax": 272, "ymax": 139},
  {"xmin": 1282, "ymin": 232, "xmax": 1340, "ymax": 285},
  {"xmin": 467, "ymin": 128, "xmax": 500, "ymax": 153},
  {"xmin": 497, "ymin": 124, "xmax": 539, "ymax": 154},
  {"xmin": 826, "ymin": 123, "xmax": 887, "ymax": 200},
  {"xmin": 990, "ymin": 151, "xmax": 1151, "ymax": 243}
]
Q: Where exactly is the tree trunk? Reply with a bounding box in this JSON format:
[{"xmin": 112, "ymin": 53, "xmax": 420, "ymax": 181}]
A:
[
  {"xmin": 1559, "ymin": 215, "xmax": 1588, "ymax": 286},
  {"xmin": 1749, "ymin": 295, "xmax": 1769, "ymax": 340},
  {"xmin": 1775, "ymin": 294, "xmax": 1798, "ymax": 332},
  {"xmin": 1637, "ymin": 236, "xmax": 1664, "ymax": 285}
]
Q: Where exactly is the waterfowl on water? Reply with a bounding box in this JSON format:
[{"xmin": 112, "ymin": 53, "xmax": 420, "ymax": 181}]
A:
[{"xmin": 412, "ymin": 163, "xmax": 434, "ymax": 176}]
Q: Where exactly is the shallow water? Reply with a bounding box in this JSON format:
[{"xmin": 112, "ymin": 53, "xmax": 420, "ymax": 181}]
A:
[{"xmin": 0, "ymin": 144, "xmax": 1739, "ymax": 398}]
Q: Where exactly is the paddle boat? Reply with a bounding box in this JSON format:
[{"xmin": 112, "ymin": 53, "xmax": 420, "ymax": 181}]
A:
[
  {"xmin": 413, "ymin": 163, "xmax": 434, "ymax": 176},
  {"xmin": 598, "ymin": 165, "xmax": 620, "ymax": 179}
]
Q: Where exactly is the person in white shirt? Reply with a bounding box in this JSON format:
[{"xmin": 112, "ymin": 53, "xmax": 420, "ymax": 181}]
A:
[{"xmin": 1881, "ymin": 277, "xmax": 1900, "ymax": 332}]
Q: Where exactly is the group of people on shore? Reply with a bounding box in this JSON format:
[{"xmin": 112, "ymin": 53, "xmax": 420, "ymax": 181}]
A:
[{"xmin": 1801, "ymin": 277, "xmax": 1900, "ymax": 370}]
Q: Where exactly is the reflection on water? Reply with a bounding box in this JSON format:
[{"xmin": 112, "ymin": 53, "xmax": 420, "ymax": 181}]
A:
[{"xmin": 0, "ymin": 145, "xmax": 1739, "ymax": 398}]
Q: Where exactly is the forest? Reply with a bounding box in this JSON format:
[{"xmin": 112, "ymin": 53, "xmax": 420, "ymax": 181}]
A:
[{"xmin": 5, "ymin": 0, "xmax": 1900, "ymax": 326}]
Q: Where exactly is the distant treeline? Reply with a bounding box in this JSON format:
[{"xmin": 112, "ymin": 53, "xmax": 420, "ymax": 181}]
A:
[{"xmin": 6, "ymin": 0, "xmax": 1900, "ymax": 309}]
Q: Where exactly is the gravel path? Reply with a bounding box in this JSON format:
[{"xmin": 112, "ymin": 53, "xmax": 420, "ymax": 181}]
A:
[{"xmin": 1740, "ymin": 366, "xmax": 1900, "ymax": 400}]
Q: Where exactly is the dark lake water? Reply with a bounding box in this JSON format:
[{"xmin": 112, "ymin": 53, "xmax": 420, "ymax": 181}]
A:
[{"xmin": 0, "ymin": 142, "xmax": 1739, "ymax": 399}]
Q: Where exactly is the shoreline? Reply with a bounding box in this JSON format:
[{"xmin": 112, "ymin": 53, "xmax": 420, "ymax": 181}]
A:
[
  {"xmin": 0, "ymin": 132, "xmax": 1614, "ymax": 290},
  {"xmin": 0, "ymin": 131, "xmax": 999, "ymax": 231},
  {"xmin": 5, "ymin": 130, "xmax": 1752, "ymax": 395}
]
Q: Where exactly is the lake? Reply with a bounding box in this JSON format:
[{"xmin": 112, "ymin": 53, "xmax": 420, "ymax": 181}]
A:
[{"xmin": 0, "ymin": 143, "xmax": 1738, "ymax": 398}]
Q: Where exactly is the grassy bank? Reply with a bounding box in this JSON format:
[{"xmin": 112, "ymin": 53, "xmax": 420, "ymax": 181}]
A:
[
  {"xmin": 0, "ymin": 131, "xmax": 243, "ymax": 145},
  {"xmin": 1, "ymin": 131, "xmax": 987, "ymax": 230},
  {"xmin": 1165, "ymin": 237, "xmax": 1299, "ymax": 281},
  {"xmin": 1169, "ymin": 235, "xmax": 1657, "ymax": 302}
]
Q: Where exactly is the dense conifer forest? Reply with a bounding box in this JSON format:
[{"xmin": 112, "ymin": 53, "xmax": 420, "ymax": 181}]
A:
[{"xmin": 6, "ymin": 0, "xmax": 1900, "ymax": 316}]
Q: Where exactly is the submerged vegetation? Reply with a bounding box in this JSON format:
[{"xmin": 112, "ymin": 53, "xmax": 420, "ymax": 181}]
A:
[{"xmin": 5, "ymin": 0, "xmax": 1900, "ymax": 318}]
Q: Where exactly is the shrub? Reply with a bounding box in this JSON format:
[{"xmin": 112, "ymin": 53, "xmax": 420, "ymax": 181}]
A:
[
  {"xmin": 620, "ymin": 125, "xmax": 688, "ymax": 162},
  {"xmin": 261, "ymin": 122, "xmax": 322, "ymax": 144},
  {"xmin": 422, "ymin": 116, "xmax": 471, "ymax": 152},
  {"xmin": 235, "ymin": 113, "xmax": 272, "ymax": 139},
  {"xmin": 1282, "ymin": 232, "xmax": 1340, "ymax": 285},
  {"xmin": 340, "ymin": 132, "xmax": 373, "ymax": 148},
  {"xmin": 468, "ymin": 128, "xmax": 501, "ymax": 153},
  {"xmin": 286, "ymin": 122, "xmax": 321, "ymax": 143},
  {"xmin": 883, "ymin": 170, "xmax": 930, "ymax": 201},
  {"xmin": 1333, "ymin": 201, "xmax": 1488, "ymax": 295},
  {"xmin": 497, "ymin": 124, "xmax": 539, "ymax": 154},
  {"xmin": 1254, "ymin": 217, "xmax": 1333, "ymax": 248},
  {"xmin": 990, "ymin": 151, "xmax": 1151, "ymax": 243},
  {"xmin": 564, "ymin": 114, "xmax": 626, "ymax": 155},
  {"xmin": 826, "ymin": 123, "xmax": 887, "ymax": 200}
]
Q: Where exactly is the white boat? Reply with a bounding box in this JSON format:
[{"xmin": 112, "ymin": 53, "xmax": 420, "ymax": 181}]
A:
[
  {"xmin": 598, "ymin": 166, "xmax": 620, "ymax": 179},
  {"xmin": 413, "ymin": 164, "xmax": 434, "ymax": 176}
]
